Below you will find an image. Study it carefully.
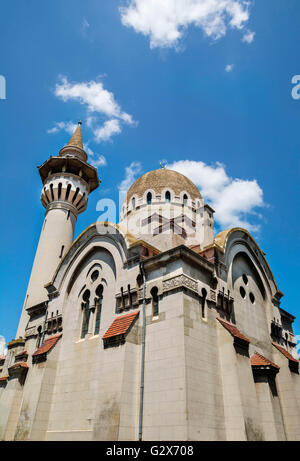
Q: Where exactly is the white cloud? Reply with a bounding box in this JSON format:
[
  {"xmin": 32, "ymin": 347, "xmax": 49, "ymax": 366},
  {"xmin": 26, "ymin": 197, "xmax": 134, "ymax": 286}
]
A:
[
  {"xmin": 168, "ymin": 160, "xmax": 264, "ymax": 232},
  {"xmin": 81, "ymin": 17, "xmax": 90, "ymax": 34},
  {"xmin": 52, "ymin": 77, "xmax": 136, "ymax": 143},
  {"xmin": 85, "ymin": 145, "xmax": 107, "ymax": 168},
  {"xmin": 120, "ymin": 0, "xmax": 253, "ymax": 49},
  {"xmin": 119, "ymin": 161, "xmax": 142, "ymax": 193},
  {"xmin": 47, "ymin": 121, "xmax": 77, "ymax": 135},
  {"xmin": 225, "ymin": 64, "xmax": 234, "ymax": 72},
  {"xmin": 55, "ymin": 77, "xmax": 134, "ymax": 124},
  {"xmin": 94, "ymin": 119, "xmax": 122, "ymax": 142},
  {"xmin": 242, "ymin": 29, "xmax": 255, "ymax": 44}
]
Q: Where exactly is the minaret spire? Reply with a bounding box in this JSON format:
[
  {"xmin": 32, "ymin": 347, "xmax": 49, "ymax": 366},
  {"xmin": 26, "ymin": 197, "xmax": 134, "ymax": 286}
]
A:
[
  {"xmin": 59, "ymin": 120, "xmax": 87, "ymax": 162},
  {"xmin": 67, "ymin": 121, "xmax": 84, "ymax": 150}
]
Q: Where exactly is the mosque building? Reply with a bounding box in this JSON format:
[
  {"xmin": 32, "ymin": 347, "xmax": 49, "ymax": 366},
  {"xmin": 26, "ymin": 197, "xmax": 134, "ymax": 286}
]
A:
[{"xmin": 0, "ymin": 123, "xmax": 299, "ymax": 441}]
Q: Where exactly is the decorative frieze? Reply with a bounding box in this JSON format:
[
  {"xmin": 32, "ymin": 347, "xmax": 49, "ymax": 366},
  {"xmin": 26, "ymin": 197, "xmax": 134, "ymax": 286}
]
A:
[{"xmin": 163, "ymin": 274, "xmax": 198, "ymax": 294}]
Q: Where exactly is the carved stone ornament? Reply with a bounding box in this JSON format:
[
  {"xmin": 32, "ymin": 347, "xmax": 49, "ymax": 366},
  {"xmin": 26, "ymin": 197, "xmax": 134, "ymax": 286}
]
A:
[{"xmin": 163, "ymin": 275, "xmax": 198, "ymax": 294}]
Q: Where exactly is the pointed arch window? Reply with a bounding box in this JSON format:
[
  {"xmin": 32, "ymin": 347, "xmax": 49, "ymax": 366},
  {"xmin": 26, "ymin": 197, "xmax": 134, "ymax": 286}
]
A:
[
  {"xmin": 165, "ymin": 191, "xmax": 171, "ymax": 203},
  {"xmin": 151, "ymin": 286, "xmax": 159, "ymax": 318},
  {"xmin": 201, "ymin": 288, "xmax": 207, "ymax": 319},
  {"xmin": 183, "ymin": 194, "xmax": 188, "ymax": 205},
  {"xmin": 147, "ymin": 192, "xmax": 152, "ymax": 205},
  {"xmin": 132, "ymin": 197, "xmax": 136, "ymax": 209},
  {"xmin": 36, "ymin": 325, "xmax": 43, "ymax": 349},
  {"xmin": 81, "ymin": 290, "xmax": 91, "ymax": 339},
  {"xmin": 94, "ymin": 285, "xmax": 103, "ymax": 335}
]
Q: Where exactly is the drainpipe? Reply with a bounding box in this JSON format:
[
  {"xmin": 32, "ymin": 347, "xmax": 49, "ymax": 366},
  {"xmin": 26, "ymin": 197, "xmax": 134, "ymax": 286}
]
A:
[{"xmin": 139, "ymin": 261, "xmax": 147, "ymax": 442}]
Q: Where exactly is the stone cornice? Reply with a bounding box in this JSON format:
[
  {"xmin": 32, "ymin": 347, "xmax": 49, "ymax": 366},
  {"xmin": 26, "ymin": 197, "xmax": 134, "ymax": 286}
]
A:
[{"xmin": 142, "ymin": 245, "xmax": 215, "ymax": 274}]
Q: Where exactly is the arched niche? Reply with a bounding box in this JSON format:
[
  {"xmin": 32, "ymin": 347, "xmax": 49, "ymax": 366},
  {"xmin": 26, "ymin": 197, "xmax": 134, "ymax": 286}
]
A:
[
  {"xmin": 232, "ymin": 252, "xmax": 266, "ymax": 301},
  {"xmin": 66, "ymin": 247, "xmax": 116, "ymax": 296},
  {"xmin": 231, "ymin": 251, "xmax": 270, "ymax": 343}
]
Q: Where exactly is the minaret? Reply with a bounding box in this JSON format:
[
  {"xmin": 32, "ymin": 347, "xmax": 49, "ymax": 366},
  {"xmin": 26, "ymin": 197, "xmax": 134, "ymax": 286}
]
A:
[{"xmin": 17, "ymin": 122, "xmax": 99, "ymax": 337}]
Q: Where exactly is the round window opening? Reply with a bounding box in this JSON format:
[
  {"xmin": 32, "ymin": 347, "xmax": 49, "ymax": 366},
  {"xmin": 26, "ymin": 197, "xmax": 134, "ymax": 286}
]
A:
[
  {"xmin": 249, "ymin": 292, "xmax": 255, "ymax": 304},
  {"xmin": 91, "ymin": 270, "xmax": 99, "ymax": 282},
  {"xmin": 240, "ymin": 286, "xmax": 246, "ymax": 299},
  {"xmin": 242, "ymin": 274, "xmax": 248, "ymax": 285}
]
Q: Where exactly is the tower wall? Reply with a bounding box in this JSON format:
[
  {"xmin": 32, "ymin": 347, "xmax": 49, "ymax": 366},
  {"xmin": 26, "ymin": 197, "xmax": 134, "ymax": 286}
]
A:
[{"xmin": 16, "ymin": 206, "xmax": 77, "ymax": 337}]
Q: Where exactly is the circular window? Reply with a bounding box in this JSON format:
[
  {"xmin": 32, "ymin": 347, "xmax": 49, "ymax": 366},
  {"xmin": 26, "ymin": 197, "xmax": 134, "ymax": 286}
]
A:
[
  {"xmin": 242, "ymin": 274, "xmax": 248, "ymax": 285},
  {"xmin": 240, "ymin": 286, "xmax": 246, "ymax": 299},
  {"xmin": 249, "ymin": 292, "xmax": 255, "ymax": 304},
  {"xmin": 91, "ymin": 270, "xmax": 99, "ymax": 282}
]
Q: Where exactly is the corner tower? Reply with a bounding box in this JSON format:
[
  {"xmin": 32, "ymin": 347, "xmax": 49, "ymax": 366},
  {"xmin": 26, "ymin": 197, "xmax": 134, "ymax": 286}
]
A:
[{"xmin": 17, "ymin": 122, "xmax": 99, "ymax": 337}]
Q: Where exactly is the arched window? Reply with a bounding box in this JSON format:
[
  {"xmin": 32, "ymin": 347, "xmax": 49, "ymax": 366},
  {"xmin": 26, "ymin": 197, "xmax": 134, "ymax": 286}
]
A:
[
  {"xmin": 165, "ymin": 191, "xmax": 171, "ymax": 203},
  {"xmin": 81, "ymin": 290, "xmax": 91, "ymax": 339},
  {"xmin": 36, "ymin": 325, "xmax": 42, "ymax": 348},
  {"xmin": 201, "ymin": 288, "xmax": 207, "ymax": 319},
  {"xmin": 66, "ymin": 184, "xmax": 72, "ymax": 201},
  {"xmin": 44, "ymin": 187, "xmax": 50, "ymax": 204},
  {"xmin": 183, "ymin": 194, "xmax": 188, "ymax": 205},
  {"xmin": 58, "ymin": 183, "xmax": 62, "ymax": 200},
  {"xmin": 72, "ymin": 187, "xmax": 80, "ymax": 204},
  {"xmin": 94, "ymin": 285, "xmax": 103, "ymax": 335},
  {"xmin": 147, "ymin": 192, "xmax": 152, "ymax": 205},
  {"xmin": 132, "ymin": 197, "xmax": 136, "ymax": 209},
  {"xmin": 50, "ymin": 183, "xmax": 54, "ymax": 201},
  {"xmin": 76, "ymin": 192, "xmax": 85, "ymax": 208},
  {"xmin": 151, "ymin": 286, "xmax": 159, "ymax": 317},
  {"xmin": 136, "ymin": 273, "xmax": 143, "ymax": 288}
]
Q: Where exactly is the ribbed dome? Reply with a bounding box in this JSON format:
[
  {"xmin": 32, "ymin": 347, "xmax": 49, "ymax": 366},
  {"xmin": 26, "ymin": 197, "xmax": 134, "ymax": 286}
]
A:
[{"xmin": 125, "ymin": 169, "xmax": 202, "ymax": 204}]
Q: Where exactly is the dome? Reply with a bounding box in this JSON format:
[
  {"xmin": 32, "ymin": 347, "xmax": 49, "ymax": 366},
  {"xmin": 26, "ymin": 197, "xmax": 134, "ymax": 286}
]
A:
[{"xmin": 125, "ymin": 169, "xmax": 202, "ymax": 204}]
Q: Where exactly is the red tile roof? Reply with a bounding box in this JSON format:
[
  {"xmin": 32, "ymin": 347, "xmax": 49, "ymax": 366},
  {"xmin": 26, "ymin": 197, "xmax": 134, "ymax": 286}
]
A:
[
  {"xmin": 32, "ymin": 334, "xmax": 62, "ymax": 357},
  {"xmin": 103, "ymin": 311, "xmax": 139, "ymax": 340},
  {"xmin": 8, "ymin": 362, "xmax": 28, "ymax": 370},
  {"xmin": 251, "ymin": 352, "xmax": 279, "ymax": 369},
  {"xmin": 217, "ymin": 317, "xmax": 250, "ymax": 343},
  {"xmin": 0, "ymin": 376, "xmax": 9, "ymax": 382},
  {"xmin": 272, "ymin": 342, "xmax": 299, "ymax": 363}
]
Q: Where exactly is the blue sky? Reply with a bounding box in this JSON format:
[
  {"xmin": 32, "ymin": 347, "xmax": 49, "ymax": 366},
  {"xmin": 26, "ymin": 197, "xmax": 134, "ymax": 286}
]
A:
[{"xmin": 0, "ymin": 0, "xmax": 299, "ymax": 344}]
